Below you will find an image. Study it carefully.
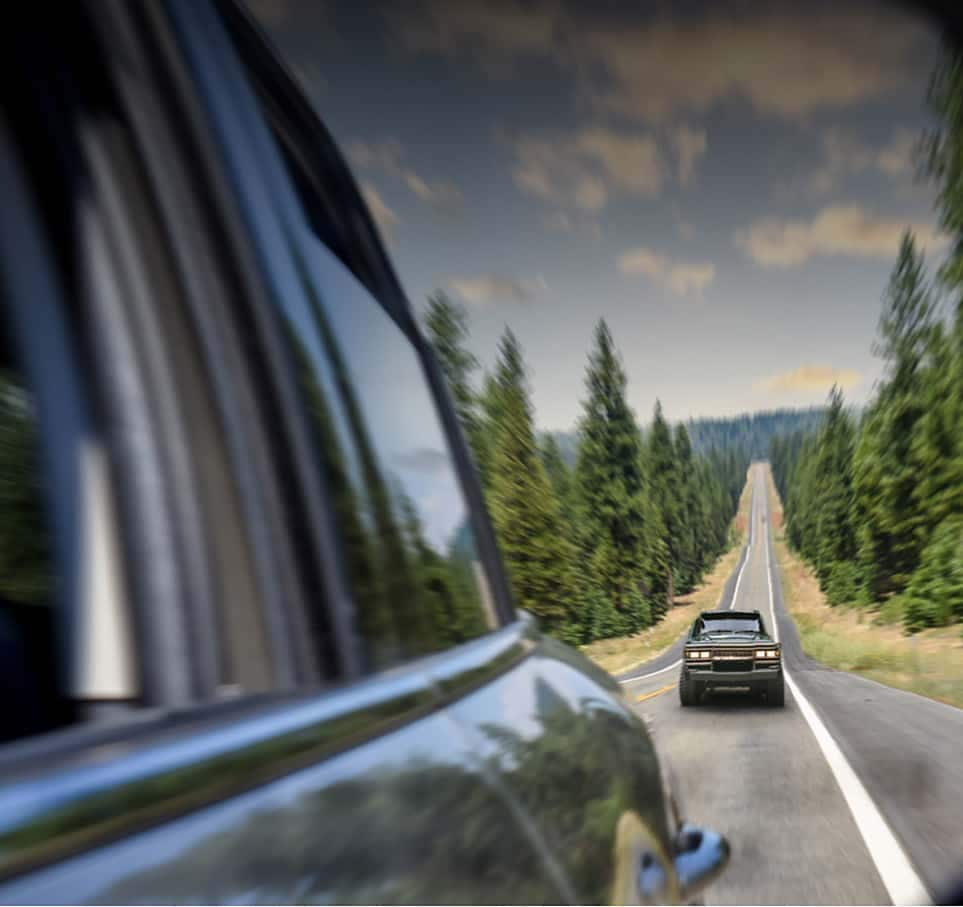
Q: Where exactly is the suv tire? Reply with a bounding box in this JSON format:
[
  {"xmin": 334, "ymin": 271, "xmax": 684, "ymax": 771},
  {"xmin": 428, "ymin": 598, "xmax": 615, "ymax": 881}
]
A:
[
  {"xmin": 679, "ymin": 670, "xmax": 698, "ymax": 707},
  {"xmin": 767, "ymin": 678, "xmax": 785, "ymax": 707}
]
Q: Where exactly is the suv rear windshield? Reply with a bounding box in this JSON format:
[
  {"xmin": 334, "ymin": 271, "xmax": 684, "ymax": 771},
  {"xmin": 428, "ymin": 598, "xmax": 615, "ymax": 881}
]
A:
[{"xmin": 695, "ymin": 616, "xmax": 763, "ymax": 635}]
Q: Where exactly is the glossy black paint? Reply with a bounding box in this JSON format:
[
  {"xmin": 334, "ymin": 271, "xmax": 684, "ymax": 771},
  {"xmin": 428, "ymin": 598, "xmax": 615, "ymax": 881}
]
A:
[{"xmin": 0, "ymin": 620, "xmax": 674, "ymax": 905}]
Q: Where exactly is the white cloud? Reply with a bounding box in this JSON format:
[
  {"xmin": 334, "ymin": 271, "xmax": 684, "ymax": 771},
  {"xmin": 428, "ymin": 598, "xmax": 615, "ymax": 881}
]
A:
[
  {"xmin": 349, "ymin": 139, "xmax": 463, "ymax": 212},
  {"xmin": 545, "ymin": 211, "xmax": 602, "ymax": 239},
  {"xmin": 787, "ymin": 128, "xmax": 921, "ymax": 197},
  {"xmin": 511, "ymin": 126, "xmax": 666, "ymax": 211},
  {"xmin": 757, "ymin": 365, "xmax": 862, "ymax": 393},
  {"xmin": 671, "ymin": 125, "xmax": 707, "ymax": 188},
  {"xmin": 360, "ymin": 183, "xmax": 399, "ymax": 239},
  {"xmin": 735, "ymin": 204, "xmax": 944, "ymax": 268},
  {"xmin": 448, "ymin": 275, "xmax": 536, "ymax": 305},
  {"xmin": 396, "ymin": 2, "xmax": 929, "ymax": 122},
  {"xmin": 666, "ymin": 263, "xmax": 716, "ymax": 295},
  {"xmin": 618, "ymin": 248, "xmax": 669, "ymax": 278},
  {"xmin": 618, "ymin": 246, "xmax": 715, "ymax": 297},
  {"xmin": 574, "ymin": 129, "xmax": 665, "ymax": 194}
]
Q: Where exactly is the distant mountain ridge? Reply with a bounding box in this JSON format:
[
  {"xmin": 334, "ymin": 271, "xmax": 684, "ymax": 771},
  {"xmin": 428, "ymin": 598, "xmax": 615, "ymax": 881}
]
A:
[{"xmin": 544, "ymin": 407, "xmax": 826, "ymax": 468}]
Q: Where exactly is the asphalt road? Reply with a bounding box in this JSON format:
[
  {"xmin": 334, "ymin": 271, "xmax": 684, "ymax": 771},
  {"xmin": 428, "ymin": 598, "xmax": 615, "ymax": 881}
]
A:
[{"xmin": 618, "ymin": 463, "xmax": 963, "ymax": 906}]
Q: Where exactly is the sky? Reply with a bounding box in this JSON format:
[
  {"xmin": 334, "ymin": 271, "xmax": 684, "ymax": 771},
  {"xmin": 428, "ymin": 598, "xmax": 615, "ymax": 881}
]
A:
[{"xmin": 247, "ymin": 0, "xmax": 945, "ymax": 429}]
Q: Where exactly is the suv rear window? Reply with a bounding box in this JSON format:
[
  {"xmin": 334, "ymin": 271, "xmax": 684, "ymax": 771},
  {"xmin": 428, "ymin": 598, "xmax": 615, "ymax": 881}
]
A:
[{"xmin": 695, "ymin": 616, "xmax": 763, "ymax": 635}]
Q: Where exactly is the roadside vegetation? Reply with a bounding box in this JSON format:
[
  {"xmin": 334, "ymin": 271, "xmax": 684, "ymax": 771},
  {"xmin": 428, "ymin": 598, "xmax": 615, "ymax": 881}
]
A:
[
  {"xmin": 581, "ymin": 478, "xmax": 752, "ymax": 675},
  {"xmin": 770, "ymin": 47, "xmax": 963, "ymax": 638},
  {"xmin": 767, "ymin": 471, "xmax": 963, "ymax": 709},
  {"xmin": 425, "ymin": 301, "xmax": 746, "ymax": 645}
]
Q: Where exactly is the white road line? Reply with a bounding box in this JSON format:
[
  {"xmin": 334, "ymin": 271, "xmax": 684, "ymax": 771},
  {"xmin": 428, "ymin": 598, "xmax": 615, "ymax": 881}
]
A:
[
  {"xmin": 761, "ymin": 469, "xmax": 930, "ymax": 906},
  {"xmin": 728, "ymin": 483, "xmax": 754, "ymax": 611},
  {"xmin": 617, "ymin": 658, "xmax": 681, "ymax": 685}
]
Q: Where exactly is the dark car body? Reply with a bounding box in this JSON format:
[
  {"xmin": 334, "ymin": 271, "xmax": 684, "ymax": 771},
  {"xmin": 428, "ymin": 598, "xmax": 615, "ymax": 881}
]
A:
[
  {"xmin": 0, "ymin": 0, "xmax": 727, "ymax": 902},
  {"xmin": 679, "ymin": 610, "xmax": 784, "ymax": 707}
]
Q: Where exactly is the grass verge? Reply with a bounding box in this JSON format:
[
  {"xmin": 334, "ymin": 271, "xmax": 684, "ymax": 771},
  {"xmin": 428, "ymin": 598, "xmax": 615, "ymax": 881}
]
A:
[
  {"xmin": 581, "ymin": 472, "xmax": 753, "ymax": 677},
  {"xmin": 764, "ymin": 468, "xmax": 963, "ymax": 710}
]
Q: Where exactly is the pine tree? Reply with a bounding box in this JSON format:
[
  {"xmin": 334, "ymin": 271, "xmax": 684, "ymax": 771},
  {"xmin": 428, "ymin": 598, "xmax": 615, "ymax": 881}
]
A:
[
  {"xmin": 673, "ymin": 424, "xmax": 702, "ymax": 592},
  {"xmin": 903, "ymin": 515, "xmax": 963, "ymax": 632},
  {"xmin": 540, "ymin": 434, "xmax": 576, "ymax": 527},
  {"xmin": 487, "ymin": 329, "xmax": 584, "ymax": 640},
  {"xmin": 423, "ymin": 292, "xmax": 490, "ymax": 485},
  {"xmin": 645, "ymin": 401, "xmax": 681, "ymax": 616},
  {"xmin": 853, "ymin": 233, "xmax": 935, "ymax": 599},
  {"xmin": 574, "ymin": 320, "xmax": 651, "ymax": 632},
  {"xmin": 814, "ymin": 388, "xmax": 860, "ymax": 604}
]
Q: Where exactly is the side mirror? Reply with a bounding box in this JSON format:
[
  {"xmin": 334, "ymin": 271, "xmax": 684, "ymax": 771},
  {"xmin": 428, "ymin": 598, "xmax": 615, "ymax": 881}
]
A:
[{"xmin": 674, "ymin": 822, "xmax": 730, "ymax": 899}]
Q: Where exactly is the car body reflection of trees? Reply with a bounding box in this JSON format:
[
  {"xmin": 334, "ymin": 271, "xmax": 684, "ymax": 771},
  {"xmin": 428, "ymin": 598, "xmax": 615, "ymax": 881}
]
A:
[{"xmin": 99, "ymin": 676, "xmax": 670, "ymax": 904}]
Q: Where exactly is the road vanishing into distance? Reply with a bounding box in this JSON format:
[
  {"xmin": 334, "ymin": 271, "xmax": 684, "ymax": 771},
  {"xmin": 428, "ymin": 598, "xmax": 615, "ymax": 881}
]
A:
[{"xmin": 618, "ymin": 463, "xmax": 963, "ymax": 906}]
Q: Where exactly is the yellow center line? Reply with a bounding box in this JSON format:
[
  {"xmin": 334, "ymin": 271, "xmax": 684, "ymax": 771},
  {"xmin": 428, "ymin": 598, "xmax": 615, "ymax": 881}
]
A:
[{"xmin": 637, "ymin": 683, "xmax": 675, "ymax": 702}]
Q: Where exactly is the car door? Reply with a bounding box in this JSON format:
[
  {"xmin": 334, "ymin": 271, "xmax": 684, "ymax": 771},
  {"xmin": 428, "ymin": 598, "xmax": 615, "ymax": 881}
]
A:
[{"xmin": 0, "ymin": 3, "xmax": 568, "ymax": 903}]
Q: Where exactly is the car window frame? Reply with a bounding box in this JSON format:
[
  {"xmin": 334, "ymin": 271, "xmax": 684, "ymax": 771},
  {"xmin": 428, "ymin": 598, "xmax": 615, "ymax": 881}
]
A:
[{"xmin": 209, "ymin": 0, "xmax": 518, "ymax": 632}]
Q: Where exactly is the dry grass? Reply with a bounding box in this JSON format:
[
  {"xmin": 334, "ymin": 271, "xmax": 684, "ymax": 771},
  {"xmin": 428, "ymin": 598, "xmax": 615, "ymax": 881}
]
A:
[
  {"xmin": 581, "ymin": 471, "xmax": 753, "ymax": 676},
  {"xmin": 765, "ymin": 468, "xmax": 963, "ymax": 710}
]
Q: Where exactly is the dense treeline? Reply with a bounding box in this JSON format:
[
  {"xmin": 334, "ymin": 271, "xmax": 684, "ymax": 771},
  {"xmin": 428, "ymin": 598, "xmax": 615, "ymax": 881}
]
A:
[
  {"xmin": 684, "ymin": 409, "xmax": 826, "ymax": 460},
  {"xmin": 425, "ymin": 298, "xmax": 746, "ymax": 644},
  {"xmin": 771, "ymin": 48, "xmax": 963, "ymax": 633},
  {"xmin": 548, "ymin": 407, "xmax": 824, "ymax": 469}
]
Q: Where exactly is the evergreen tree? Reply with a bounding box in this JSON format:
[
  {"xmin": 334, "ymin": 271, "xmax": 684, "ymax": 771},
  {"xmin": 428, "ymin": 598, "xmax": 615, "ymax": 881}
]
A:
[
  {"xmin": 574, "ymin": 321, "xmax": 651, "ymax": 632},
  {"xmin": 815, "ymin": 388, "xmax": 860, "ymax": 604},
  {"xmin": 540, "ymin": 434, "xmax": 576, "ymax": 527},
  {"xmin": 903, "ymin": 515, "xmax": 963, "ymax": 632},
  {"xmin": 487, "ymin": 330, "xmax": 584, "ymax": 640},
  {"xmin": 673, "ymin": 424, "xmax": 702, "ymax": 592},
  {"xmin": 423, "ymin": 292, "xmax": 490, "ymax": 485},
  {"xmin": 645, "ymin": 401, "xmax": 680, "ymax": 616},
  {"xmin": 853, "ymin": 233, "xmax": 935, "ymax": 598}
]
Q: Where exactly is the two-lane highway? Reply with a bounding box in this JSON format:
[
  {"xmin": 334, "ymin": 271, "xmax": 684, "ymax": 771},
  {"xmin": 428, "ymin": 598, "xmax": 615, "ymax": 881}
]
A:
[{"xmin": 620, "ymin": 464, "xmax": 963, "ymax": 905}]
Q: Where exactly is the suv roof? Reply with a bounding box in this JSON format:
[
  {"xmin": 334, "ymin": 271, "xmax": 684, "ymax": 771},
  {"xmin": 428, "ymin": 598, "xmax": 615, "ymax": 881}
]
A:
[{"xmin": 700, "ymin": 610, "xmax": 761, "ymax": 619}]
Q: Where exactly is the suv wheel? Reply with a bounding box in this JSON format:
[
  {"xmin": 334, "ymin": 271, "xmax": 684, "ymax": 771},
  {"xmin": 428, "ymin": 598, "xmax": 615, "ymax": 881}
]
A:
[
  {"xmin": 679, "ymin": 671, "xmax": 698, "ymax": 707},
  {"xmin": 767, "ymin": 678, "xmax": 785, "ymax": 707}
]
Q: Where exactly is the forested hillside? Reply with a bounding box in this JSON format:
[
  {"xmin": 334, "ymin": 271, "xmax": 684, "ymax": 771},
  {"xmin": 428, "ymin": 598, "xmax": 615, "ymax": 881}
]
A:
[
  {"xmin": 425, "ymin": 300, "xmax": 746, "ymax": 645},
  {"xmin": 771, "ymin": 48, "xmax": 963, "ymax": 633},
  {"xmin": 547, "ymin": 408, "xmax": 824, "ymax": 471}
]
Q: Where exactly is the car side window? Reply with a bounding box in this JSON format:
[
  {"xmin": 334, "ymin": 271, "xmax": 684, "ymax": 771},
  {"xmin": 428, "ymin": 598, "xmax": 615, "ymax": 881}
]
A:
[
  {"xmin": 0, "ymin": 364, "xmax": 59, "ymax": 743},
  {"xmin": 214, "ymin": 31, "xmax": 502, "ymax": 672},
  {"xmin": 285, "ymin": 237, "xmax": 499, "ymax": 671}
]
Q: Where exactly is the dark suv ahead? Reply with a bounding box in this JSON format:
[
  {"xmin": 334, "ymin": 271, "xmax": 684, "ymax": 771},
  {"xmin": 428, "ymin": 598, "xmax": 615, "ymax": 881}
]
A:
[
  {"xmin": 680, "ymin": 611, "xmax": 784, "ymax": 707},
  {"xmin": 0, "ymin": 1, "xmax": 727, "ymax": 903}
]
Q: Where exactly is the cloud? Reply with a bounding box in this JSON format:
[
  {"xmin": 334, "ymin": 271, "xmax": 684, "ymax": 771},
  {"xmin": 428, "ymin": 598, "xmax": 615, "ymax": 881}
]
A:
[
  {"xmin": 786, "ymin": 128, "xmax": 921, "ymax": 197},
  {"xmin": 360, "ymin": 183, "xmax": 399, "ymax": 239},
  {"xmin": 395, "ymin": 2, "xmax": 929, "ymax": 122},
  {"xmin": 666, "ymin": 263, "xmax": 716, "ymax": 295},
  {"xmin": 402, "ymin": 172, "xmax": 464, "ymax": 210},
  {"xmin": 671, "ymin": 125, "xmax": 707, "ymax": 188},
  {"xmin": 394, "ymin": 0, "xmax": 559, "ymax": 68},
  {"xmin": 393, "ymin": 447, "xmax": 451, "ymax": 473},
  {"xmin": 618, "ymin": 246, "xmax": 716, "ymax": 297},
  {"xmin": 735, "ymin": 204, "xmax": 945, "ymax": 267},
  {"xmin": 758, "ymin": 365, "xmax": 862, "ymax": 393},
  {"xmin": 511, "ymin": 126, "xmax": 666, "ymax": 210},
  {"xmin": 545, "ymin": 211, "xmax": 602, "ymax": 239},
  {"xmin": 583, "ymin": 9, "xmax": 926, "ymax": 123},
  {"xmin": 618, "ymin": 248, "xmax": 668, "ymax": 278},
  {"xmin": 448, "ymin": 275, "xmax": 536, "ymax": 305},
  {"xmin": 349, "ymin": 139, "xmax": 463, "ymax": 212}
]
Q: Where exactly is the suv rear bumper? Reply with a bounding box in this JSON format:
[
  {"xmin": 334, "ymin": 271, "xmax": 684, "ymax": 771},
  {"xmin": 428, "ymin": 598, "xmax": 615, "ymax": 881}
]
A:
[{"xmin": 683, "ymin": 665, "xmax": 782, "ymax": 689}]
